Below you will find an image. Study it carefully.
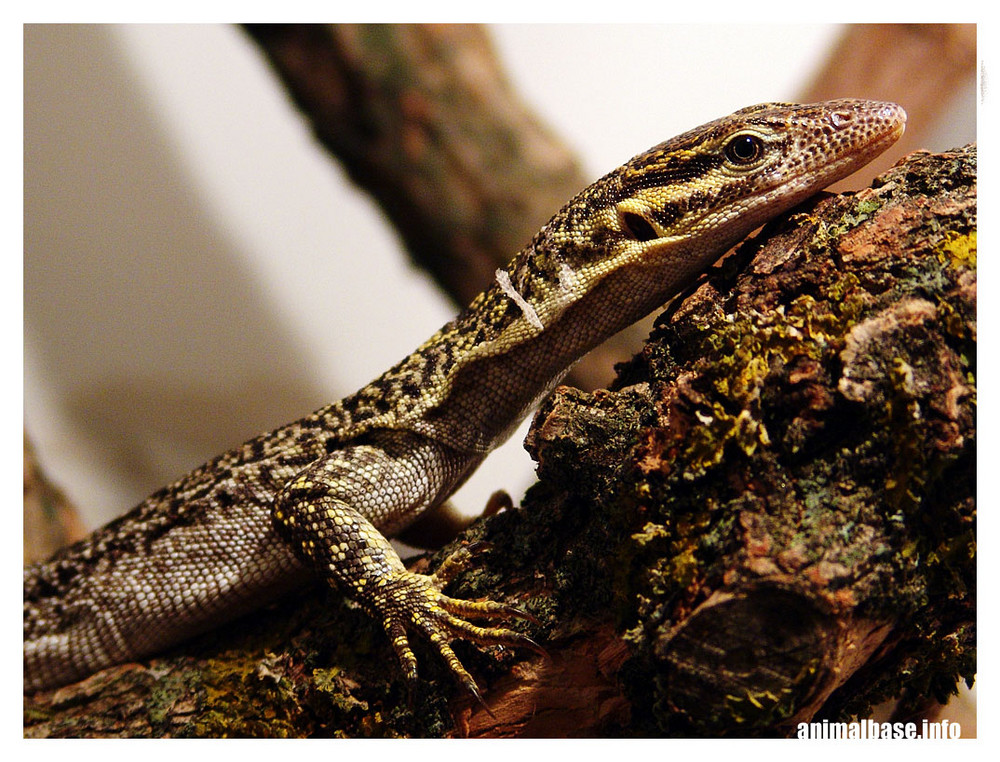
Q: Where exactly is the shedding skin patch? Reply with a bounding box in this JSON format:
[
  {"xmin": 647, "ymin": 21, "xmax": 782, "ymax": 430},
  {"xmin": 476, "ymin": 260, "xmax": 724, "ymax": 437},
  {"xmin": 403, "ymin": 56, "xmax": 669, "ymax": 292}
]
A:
[
  {"xmin": 557, "ymin": 262, "xmax": 579, "ymax": 296},
  {"xmin": 495, "ymin": 268, "xmax": 543, "ymax": 330}
]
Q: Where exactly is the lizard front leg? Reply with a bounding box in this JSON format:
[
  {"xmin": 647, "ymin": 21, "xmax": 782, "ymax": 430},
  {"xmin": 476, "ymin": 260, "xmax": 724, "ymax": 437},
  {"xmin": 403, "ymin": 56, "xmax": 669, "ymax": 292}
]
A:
[{"xmin": 272, "ymin": 431, "xmax": 540, "ymax": 699}]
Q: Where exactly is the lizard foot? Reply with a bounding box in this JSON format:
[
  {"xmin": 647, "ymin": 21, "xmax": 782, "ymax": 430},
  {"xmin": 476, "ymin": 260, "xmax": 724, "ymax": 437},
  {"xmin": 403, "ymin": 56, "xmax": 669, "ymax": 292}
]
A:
[{"xmin": 366, "ymin": 566, "xmax": 545, "ymax": 702}]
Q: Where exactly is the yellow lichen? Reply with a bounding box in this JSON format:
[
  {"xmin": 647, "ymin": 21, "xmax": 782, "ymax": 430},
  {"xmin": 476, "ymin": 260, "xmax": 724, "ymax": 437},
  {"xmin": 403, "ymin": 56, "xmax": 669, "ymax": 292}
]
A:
[{"xmin": 935, "ymin": 230, "xmax": 977, "ymax": 269}]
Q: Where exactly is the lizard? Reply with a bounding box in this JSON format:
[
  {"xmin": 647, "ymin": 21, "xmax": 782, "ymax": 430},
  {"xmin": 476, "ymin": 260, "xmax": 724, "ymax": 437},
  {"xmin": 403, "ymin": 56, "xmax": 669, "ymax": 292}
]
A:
[{"xmin": 24, "ymin": 99, "xmax": 906, "ymax": 700}]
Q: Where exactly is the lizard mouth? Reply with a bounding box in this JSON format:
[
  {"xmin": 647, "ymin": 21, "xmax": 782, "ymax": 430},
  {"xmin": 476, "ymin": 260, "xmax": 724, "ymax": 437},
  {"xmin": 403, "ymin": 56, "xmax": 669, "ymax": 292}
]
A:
[{"xmin": 786, "ymin": 101, "xmax": 907, "ymax": 192}]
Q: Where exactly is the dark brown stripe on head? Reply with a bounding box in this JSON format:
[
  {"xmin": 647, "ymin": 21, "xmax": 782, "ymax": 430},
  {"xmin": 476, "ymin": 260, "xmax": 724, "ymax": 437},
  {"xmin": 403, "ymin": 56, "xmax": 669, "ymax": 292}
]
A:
[
  {"xmin": 649, "ymin": 201, "xmax": 684, "ymax": 229},
  {"xmin": 622, "ymin": 153, "xmax": 722, "ymax": 193},
  {"xmin": 623, "ymin": 148, "xmax": 722, "ymax": 192}
]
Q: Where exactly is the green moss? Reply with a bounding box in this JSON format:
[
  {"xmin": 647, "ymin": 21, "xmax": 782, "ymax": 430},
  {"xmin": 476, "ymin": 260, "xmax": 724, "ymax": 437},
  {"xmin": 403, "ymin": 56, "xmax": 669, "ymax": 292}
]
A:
[
  {"xmin": 810, "ymin": 193, "xmax": 882, "ymax": 243},
  {"xmin": 189, "ymin": 652, "xmax": 302, "ymax": 737},
  {"xmin": 144, "ymin": 666, "xmax": 202, "ymax": 730},
  {"xmin": 677, "ymin": 282, "xmax": 872, "ymax": 478}
]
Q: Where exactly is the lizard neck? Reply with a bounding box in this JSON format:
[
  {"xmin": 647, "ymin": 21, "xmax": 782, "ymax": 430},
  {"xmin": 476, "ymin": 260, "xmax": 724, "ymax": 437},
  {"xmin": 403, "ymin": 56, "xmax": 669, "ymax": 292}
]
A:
[{"xmin": 407, "ymin": 244, "xmax": 708, "ymax": 455}]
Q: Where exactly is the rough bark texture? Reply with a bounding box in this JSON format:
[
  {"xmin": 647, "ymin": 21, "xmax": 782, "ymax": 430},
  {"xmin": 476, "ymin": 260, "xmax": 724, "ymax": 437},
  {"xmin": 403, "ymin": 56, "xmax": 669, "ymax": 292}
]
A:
[{"xmin": 24, "ymin": 146, "xmax": 976, "ymax": 738}]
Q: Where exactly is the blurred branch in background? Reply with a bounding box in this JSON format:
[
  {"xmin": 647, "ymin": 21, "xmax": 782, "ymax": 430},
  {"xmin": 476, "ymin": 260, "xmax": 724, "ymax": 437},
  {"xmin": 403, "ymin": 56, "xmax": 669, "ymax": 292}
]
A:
[
  {"xmin": 801, "ymin": 23, "xmax": 976, "ymax": 190},
  {"xmin": 242, "ymin": 24, "xmax": 649, "ymax": 391},
  {"xmin": 242, "ymin": 24, "xmax": 588, "ymax": 306},
  {"xmin": 23, "ymin": 436, "xmax": 85, "ymax": 565}
]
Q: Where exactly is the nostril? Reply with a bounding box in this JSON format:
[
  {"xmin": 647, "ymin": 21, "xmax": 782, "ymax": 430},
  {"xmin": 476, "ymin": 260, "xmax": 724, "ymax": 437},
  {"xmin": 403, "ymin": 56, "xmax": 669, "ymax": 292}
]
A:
[
  {"xmin": 883, "ymin": 103, "xmax": 907, "ymax": 123},
  {"xmin": 830, "ymin": 110, "xmax": 854, "ymax": 129}
]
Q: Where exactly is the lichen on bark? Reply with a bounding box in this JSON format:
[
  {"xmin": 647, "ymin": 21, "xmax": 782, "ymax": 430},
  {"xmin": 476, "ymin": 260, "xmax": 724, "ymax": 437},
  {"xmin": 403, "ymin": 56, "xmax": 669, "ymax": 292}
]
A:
[{"xmin": 531, "ymin": 144, "xmax": 976, "ymax": 735}]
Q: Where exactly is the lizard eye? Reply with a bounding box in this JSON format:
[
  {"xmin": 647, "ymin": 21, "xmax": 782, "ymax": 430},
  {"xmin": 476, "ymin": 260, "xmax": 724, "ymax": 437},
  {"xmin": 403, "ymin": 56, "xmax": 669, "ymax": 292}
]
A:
[
  {"xmin": 724, "ymin": 133, "xmax": 765, "ymax": 165},
  {"xmin": 621, "ymin": 211, "xmax": 659, "ymax": 242}
]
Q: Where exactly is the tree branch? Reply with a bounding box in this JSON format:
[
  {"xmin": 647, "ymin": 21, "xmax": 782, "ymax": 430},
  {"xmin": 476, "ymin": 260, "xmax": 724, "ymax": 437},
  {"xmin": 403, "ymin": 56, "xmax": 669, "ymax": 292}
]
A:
[{"xmin": 241, "ymin": 23, "xmax": 644, "ymax": 390}]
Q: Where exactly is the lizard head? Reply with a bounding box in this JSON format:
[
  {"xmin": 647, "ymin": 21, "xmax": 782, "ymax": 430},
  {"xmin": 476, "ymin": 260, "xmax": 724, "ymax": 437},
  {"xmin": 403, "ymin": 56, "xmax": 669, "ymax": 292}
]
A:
[
  {"xmin": 510, "ymin": 100, "xmax": 905, "ymax": 326},
  {"xmin": 604, "ymin": 99, "xmax": 906, "ymax": 255}
]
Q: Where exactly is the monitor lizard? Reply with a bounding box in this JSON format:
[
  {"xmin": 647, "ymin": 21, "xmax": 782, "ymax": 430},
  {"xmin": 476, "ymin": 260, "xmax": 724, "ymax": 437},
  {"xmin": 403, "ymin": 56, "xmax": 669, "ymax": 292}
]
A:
[{"xmin": 24, "ymin": 100, "xmax": 906, "ymax": 700}]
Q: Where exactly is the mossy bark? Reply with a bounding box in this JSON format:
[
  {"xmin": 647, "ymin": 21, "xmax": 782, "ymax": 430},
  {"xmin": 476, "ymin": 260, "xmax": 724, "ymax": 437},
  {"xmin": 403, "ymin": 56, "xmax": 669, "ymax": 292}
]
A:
[{"xmin": 24, "ymin": 146, "xmax": 976, "ymax": 738}]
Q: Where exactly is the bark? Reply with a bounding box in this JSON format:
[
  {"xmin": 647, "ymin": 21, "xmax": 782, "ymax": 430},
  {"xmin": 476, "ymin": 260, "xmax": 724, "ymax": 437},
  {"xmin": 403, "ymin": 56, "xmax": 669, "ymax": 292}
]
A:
[{"xmin": 24, "ymin": 147, "xmax": 976, "ymax": 738}]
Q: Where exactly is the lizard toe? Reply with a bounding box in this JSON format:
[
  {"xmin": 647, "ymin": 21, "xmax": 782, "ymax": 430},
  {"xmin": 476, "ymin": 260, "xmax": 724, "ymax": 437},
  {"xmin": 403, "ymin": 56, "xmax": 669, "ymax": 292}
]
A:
[{"xmin": 368, "ymin": 570, "xmax": 542, "ymax": 692}]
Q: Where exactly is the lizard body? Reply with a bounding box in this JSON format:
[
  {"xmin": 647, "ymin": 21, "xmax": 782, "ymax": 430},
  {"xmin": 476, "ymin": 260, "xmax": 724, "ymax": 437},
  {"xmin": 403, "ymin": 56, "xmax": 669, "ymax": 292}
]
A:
[{"xmin": 24, "ymin": 100, "xmax": 905, "ymax": 696}]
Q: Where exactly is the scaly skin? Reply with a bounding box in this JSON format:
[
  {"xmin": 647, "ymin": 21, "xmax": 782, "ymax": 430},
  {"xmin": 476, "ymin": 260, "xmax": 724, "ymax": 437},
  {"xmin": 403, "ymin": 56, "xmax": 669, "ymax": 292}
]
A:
[{"xmin": 24, "ymin": 100, "xmax": 905, "ymax": 696}]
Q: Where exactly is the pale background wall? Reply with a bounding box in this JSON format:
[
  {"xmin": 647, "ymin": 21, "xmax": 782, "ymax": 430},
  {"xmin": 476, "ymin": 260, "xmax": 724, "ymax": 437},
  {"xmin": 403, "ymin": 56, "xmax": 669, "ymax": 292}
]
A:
[{"xmin": 23, "ymin": 23, "xmax": 976, "ymax": 532}]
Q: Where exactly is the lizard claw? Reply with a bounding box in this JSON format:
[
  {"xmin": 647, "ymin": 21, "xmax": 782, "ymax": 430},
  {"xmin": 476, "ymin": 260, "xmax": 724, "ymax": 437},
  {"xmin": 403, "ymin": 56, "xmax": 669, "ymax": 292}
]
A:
[
  {"xmin": 366, "ymin": 569, "xmax": 543, "ymax": 701},
  {"xmin": 465, "ymin": 679, "xmax": 497, "ymax": 720}
]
